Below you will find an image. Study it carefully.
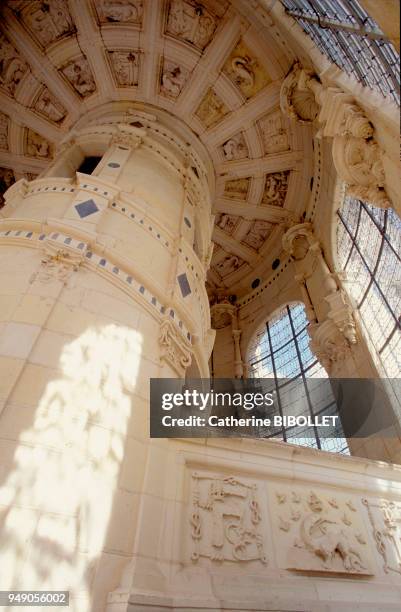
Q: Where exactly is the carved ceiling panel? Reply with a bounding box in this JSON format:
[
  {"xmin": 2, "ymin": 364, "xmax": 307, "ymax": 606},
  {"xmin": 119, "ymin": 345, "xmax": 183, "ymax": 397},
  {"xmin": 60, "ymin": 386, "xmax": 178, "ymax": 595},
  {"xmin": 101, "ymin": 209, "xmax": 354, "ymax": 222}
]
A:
[
  {"xmin": 222, "ymin": 39, "xmax": 271, "ymax": 100},
  {"xmin": 0, "ymin": 31, "xmax": 29, "ymax": 97},
  {"xmin": 164, "ymin": 0, "xmax": 228, "ymax": 52},
  {"xmin": 25, "ymin": 128, "xmax": 53, "ymax": 158},
  {"xmin": 221, "ymin": 132, "xmax": 249, "ymax": 160},
  {"xmin": 215, "ymin": 213, "xmax": 241, "ymax": 236},
  {"xmin": 261, "ymin": 171, "xmax": 289, "ymax": 207},
  {"xmin": 159, "ymin": 59, "xmax": 190, "ymax": 99},
  {"xmin": 108, "ymin": 50, "xmax": 141, "ymax": 87},
  {"xmin": 0, "ymin": 167, "xmax": 15, "ymax": 208},
  {"xmin": 213, "ymin": 249, "xmax": 247, "ymax": 280},
  {"xmin": 242, "ymin": 220, "xmax": 275, "ymax": 251},
  {"xmin": 94, "ymin": 0, "xmax": 144, "ymax": 25},
  {"xmin": 60, "ymin": 56, "xmax": 96, "ymax": 98},
  {"xmin": 8, "ymin": 0, "xmax": 75, "ymax": 48},
  {"xmin": 258, "ymin": 110, "xmax": 290, "ymax": 155},
  {"xmin": 195, "ymin": 88, "xmax": 229, "ymax": 129},
  {"xmin": 0, "ymin": 112, "xmax": 9, "ymax": 150},
  {"xmin": 224, "ymin": 178, "xmax": 250, "ymax": 200},
  {"xmin": 32, "ymin": 86, "xmax": 67, "ymax": 123}
]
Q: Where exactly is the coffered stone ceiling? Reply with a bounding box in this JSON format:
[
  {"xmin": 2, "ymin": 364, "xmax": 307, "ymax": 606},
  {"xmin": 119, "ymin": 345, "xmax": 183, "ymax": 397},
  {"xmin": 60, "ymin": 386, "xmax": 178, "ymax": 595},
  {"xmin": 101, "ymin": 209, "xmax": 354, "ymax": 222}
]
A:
[{"xmin": 0, "ymin": 0, "xmax": 314, "ymax": 298}]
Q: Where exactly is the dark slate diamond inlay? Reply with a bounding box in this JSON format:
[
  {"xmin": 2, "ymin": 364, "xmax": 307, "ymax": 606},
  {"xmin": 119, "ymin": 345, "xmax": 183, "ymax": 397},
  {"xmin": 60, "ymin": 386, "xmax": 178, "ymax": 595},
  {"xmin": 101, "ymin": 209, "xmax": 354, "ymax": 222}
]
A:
[
  {"xmin": 177, "ymin": 273, "xmax": 191, "ymax": 298},
  {"xmin": 75, "ymin": 199, "xmax": 99, "ymax": 218}
]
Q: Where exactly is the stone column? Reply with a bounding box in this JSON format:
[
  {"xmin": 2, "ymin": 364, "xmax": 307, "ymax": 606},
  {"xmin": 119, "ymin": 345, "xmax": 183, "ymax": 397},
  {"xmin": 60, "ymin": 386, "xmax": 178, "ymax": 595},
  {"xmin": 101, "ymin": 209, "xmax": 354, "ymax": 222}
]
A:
[
  {"xmin": 283, "ymin": 223, "xmax": 401, "ymax": 463},
  {"xmin": 0, "ymin": 116, "xmax": 214, "ymax": 610}
]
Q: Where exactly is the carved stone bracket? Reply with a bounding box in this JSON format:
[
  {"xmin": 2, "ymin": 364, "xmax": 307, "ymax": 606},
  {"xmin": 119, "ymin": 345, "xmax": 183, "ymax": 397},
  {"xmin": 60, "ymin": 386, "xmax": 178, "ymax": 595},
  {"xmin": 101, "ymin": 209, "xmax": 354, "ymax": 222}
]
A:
[
  {"xmin": 159, "ymin": 316, "xmax": 192, "ymax": 376},
  {"xmin": 280, "ymin": 64, "xmax": 390, "ymax": 208},
  {"xmin": 111, "ymin": 125, "xmax": 144, "ymax": 149}
]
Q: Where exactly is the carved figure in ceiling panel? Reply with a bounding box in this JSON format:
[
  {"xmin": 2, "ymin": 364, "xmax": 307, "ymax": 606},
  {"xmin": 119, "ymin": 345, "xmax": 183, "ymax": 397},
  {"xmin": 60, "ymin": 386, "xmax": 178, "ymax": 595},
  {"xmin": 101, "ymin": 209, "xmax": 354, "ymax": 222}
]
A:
[
  {"xmin": 216, "ymin": 213, "xmax": 239, "ymax": 235},
  {"xmin": 223, "ymin": 40, "xmax": 271, "ymax": 100},
  {"xmin": 222, "ymin": 133, "xmax": 248, "ymax": 161},
  {"xmin": 165, "ymin": 0, "xmax": 220, "ymax": 51},
  {"xmin": 61, "ymin": 57, "xmax": 96, "ymax": 97},
  {"xmin": 273, "ymin": 488, "xmax": 373, "ymax": 575},
  {"xmin": 9, "ymin": 0, "xmax": 75, "ymax": 48},
  {"xmin": 195, "ymin": 88, "xmax": 229, "ymax": 129},
  {"xmin": 224, "ymin": 178, "xmax": 250, "ymax": 200},
  {"xmin": 190, "ymin": 472, "xmax": 267, "ymax": 563},
  {"xmin": 215, "ymin": 253, "xmax": 244, "ymax": 278},
  {"xmin": 108, "ymin": 51, "xmax": 140, "ymax": 87},
  {"xmin": 261, "ymin": 171, "xmax": 289, "ymax": 207},
  {"xmin": 243, "ymin": 220, "xmax": 274, "ymax": 251},
  {"xmin": 26, "ymin": 129, "xmax": 52, "ymax": 158},
  {"xmin": 0, "ymin": 112, "xmax": 9, "ymax": 150},
  {"xmin": 0, "ymin": 32, "xmax": 28, "ymax": 96},
  {"xmin": 96, "ymin": 0, "xmax": 143, "ymax": 24},
  {"xmin": 33, "ymin": 87, "xmax": 66, "ymax": 123},
  {"xmin": 259, "ymin": 111, "xmax": 290, "ymax": 155},
  {"xmin": 160, "ymin": 60, "xmax": 189, "ymax": 98},
  {"xmin": 363, "ymin": 498, "xmax": 401, "ymax": 575},
  {"xmin": 0, "ymin": 167, "xmax": 15, "ymax": 208}
]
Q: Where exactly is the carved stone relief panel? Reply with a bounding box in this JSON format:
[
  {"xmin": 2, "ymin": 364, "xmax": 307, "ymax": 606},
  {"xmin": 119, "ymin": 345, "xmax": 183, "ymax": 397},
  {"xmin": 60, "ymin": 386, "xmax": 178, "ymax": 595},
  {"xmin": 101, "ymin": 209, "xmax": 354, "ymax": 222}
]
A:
[
  {"xmin": 60, "ymin": 56, "xmax": 96, "ymax": 98},
  {"xmin": 258, "ymin": 110, "xmax": 290, "ymax": 155},
  {"xmin": 261, "ymin": 171, "xmax": 289, "ymax": 207},
  {"xmin": 363, "ymin": 498, "xmax": 401, "ymax": 575},
  {"xmin": 221, "ymin": 132, "xmax": 249, "ymax": 161},
  {"xmin": 0, "ymin": 167, "xmax": 15, "ymax": 208},
  {"xmin": 215, "ymin": 213, "xmax": 240, "ymax": 235},
  {"xmin": 32, "ymin": 86, "xmax": 67, "ymax": 123},
  {"xmin": 8, "ymin": 0, "xmax": 75, "ymax": 48},
  {"xmin": 159, "ymin": 59, "xmax": 189, "ymax": 99},
  {"xmin": 213, "ymin": 249, "xmax": 246, "ymax": 279},
  {"xmin": 222, "ymin": 39, "xmax": 271, "ymax": 100},
  {"xmin": 108, "ymin": 51, "xmax": 140, "ymax": 87},
  {"xmin": 25, "ymin": 129, "xmax": 53, "ymax": 158},
  {"xmin": 0, "ymin": 112, "xmax": 9, "ymax": 150},
  {"xmin": 195, "ymin": 88, "xmax": 229, "ymax": 129},
  {"xmin": 94, "ymin": 0, "xmax": 144, "ymax": 25},
  {"xmin": 190, "ymin": 471, "xmax": 268, "ymax": 564},
  {"xmin": 165, "ymin": 0, "xmax": 227, "ymax": 51},
  {"xmin": 272, "ymin": 486, "xmax": 374, "ymax": 575},
  {"xmin": 0, "ymin": 31, "xmax": 29, "ymax": 96},
  {"xmin": 224, "ymin": 178, "xmax": 250, "ymax": 200},
  {"xmin": 242, "ymin": 220, "xmax": 274, "ymax": 251}
]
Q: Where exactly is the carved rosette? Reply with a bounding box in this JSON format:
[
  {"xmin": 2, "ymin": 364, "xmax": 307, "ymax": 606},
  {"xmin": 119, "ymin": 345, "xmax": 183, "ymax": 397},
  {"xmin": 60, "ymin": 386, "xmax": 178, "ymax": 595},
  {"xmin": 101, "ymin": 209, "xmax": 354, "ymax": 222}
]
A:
[
  {"xmin": 280, "ymin": 64, "xmax": 391, "ymax": 208},
  {"xmin": 159, "ymin": 317, "xmax": 192, "ymax": 376}
]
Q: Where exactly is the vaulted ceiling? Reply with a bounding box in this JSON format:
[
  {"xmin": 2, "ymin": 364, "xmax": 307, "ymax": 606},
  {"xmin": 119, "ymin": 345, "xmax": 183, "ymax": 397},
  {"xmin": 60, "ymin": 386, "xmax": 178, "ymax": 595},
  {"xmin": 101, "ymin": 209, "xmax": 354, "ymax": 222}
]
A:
[{"xmin": 0, "ymin": 0, "xmax": 314, "ymax": 298}]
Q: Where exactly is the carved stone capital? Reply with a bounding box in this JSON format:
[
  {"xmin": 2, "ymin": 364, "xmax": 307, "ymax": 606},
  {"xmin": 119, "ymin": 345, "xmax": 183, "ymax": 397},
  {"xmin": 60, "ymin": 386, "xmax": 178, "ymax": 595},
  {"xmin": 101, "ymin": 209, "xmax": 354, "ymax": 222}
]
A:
[
  {"xmin": 210, "ymin": 302, "xmax": 235, "ymax": 329},
  {"xmin": 159, "ymin": 317, "xmax": 192, "ymax": 376},
  {"xmin": 282, "ymin": 222, "xmax": 317, "ymax": 260},
  {"xmin": 38, "ymin": 237, "xmax": 85, "ymax": 284},
  {"xmin": 308, "ymin": 319, "xmax": 351, "ymax": 374},
  {"xmin": 325, "ymin": 290, "xmax": 358, "ymax": 345}
]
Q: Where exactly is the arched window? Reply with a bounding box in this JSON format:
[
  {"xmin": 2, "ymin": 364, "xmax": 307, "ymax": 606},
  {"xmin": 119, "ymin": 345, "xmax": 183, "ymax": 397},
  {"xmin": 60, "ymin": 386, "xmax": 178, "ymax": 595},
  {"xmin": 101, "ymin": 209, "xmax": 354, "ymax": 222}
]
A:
[
  {"xmin": 247, "ymin": 302, "xmax": 349, "ymax": 454},
  {"xmin": 337, "ymin": 197, "xmax": 401, "ymax": 377},
  {"xmin": 281, "ymin": 0, "xmax": 400, "ymax": 104}
]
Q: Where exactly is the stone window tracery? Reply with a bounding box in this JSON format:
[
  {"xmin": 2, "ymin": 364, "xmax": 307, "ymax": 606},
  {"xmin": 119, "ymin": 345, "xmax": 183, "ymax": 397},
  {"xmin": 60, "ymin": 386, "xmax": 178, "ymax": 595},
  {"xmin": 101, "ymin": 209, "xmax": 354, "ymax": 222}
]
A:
[
  {"xmin": 281, "ymin": 0, "xmax": 400, "ymax": 104},
  {"xmin": 337, "ymin": 197, "xmax": 401, "ymax": 376},
  {"xmin": 247, "ymin": 302, "xmax": 349, "ymax": 454}
]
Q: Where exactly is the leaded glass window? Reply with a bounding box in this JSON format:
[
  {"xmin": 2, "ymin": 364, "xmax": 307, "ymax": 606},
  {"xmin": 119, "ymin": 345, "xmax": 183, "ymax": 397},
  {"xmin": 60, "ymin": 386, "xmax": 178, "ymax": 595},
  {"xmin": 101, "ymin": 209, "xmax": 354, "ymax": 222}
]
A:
[
  {"xmin": 281, "ymin": 0, "xmax": 400, "ymax": 104},
  {"xmin": 337, "ymin": 197, "xmax": 401, "ymax": 376},
  {"xmin": 247, "ymin": 302, "xmax": 349, "ymax": 453}
]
